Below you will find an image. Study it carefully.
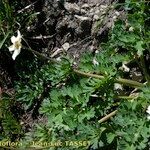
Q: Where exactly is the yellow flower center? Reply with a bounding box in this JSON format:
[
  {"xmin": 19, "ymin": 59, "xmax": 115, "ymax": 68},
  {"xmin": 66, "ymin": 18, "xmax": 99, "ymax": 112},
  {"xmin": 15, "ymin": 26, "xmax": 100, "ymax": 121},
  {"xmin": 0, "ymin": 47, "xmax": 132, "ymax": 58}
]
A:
[{"xmin": 15, "ymin": 41, "xmax": 21, "ymax": 49}]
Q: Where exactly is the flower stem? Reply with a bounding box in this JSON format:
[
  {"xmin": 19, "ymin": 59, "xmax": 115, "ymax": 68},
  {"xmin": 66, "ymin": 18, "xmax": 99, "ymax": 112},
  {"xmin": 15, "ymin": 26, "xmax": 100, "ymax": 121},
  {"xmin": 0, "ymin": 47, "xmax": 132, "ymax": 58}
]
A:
[
  {"xmin": 73, "ymin": 69, "xmax": 145, "ymax": 88},
  {"xmin": 24, "ymin": 46, "xmax": 58, "ymax": 63},
  {"xmin": 23, "ymin": 46, "xmax": 145, "ymax": 88}
]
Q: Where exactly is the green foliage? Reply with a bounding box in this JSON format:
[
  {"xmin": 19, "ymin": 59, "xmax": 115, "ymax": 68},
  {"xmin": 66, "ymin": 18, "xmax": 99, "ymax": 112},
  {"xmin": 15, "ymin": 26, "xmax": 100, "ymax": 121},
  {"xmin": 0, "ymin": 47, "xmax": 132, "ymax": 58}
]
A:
[
  {"xmin": 110, "ymin": 1, "xmax": 149, "ymax": 57},
  {"xmin": 0, "ymin": 0, "xmax": 150, "ymax": 150},
  {"xmin": 113, "ymin": 99, "xmax": 150, "ymax": 149},
  {"xmin": 0, "ymin": 0, "xmax": 13, "ymax": 27},
  {"xmin": 0, "ymin": 0, "xmax": 13, "ymax": 49},
  {"xmin": 0, "ymin": 93, "xmax": 22, "ymax": 141},
  {"xmin": 16, "ymin": 59, "xmax": 71, "ymax": 110}
]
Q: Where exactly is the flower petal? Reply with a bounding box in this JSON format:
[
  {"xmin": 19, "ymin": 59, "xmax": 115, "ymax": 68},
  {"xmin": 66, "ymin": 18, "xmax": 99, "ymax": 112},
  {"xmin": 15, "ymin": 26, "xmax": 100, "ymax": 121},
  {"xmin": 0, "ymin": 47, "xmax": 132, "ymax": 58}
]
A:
[
  {"xmin": 17, "ymin": 30, "xmax": 21, "ymax": 37},
  {"xmin": 146, "ymin": 106, "xmax": 150, "ymax": 114},
  {"xmin": 11, "ymin": 36, "xmax": 17, "ymax": 44},
  {"xmin": 8, "ymin": 45, "xmax": 15, "ymax": 51},
  {"xmin": 122, "ymin": 64, "xmax": 130, "ymax": 72},
  {"xmin": 147, "ymin": 115, "xmax": 150, "ymax": 120},
  {"xmin": 93, "ymin": 58, "xmax": 99, "ymax": 66},
  {"xmin": 16, "ymin": 30, "xmax": 22, "ymax": 42},
  {"xmin": 146, "ymin": 109, "xmax": 150, "ymax": 115},
  {"xmin": 147, "ymin": 111, "xmax": 150, "ymax": 115},
  {"xmin": 114, "ymin": 83, "xmax": 123, "ymax": 90},
  {"xmin": 147, "ymin": 105, "xmax": 150, "ymax": 110},
  {"xmin": 12, "ymin": 49, "xmax": 21, "ymax": 60}
]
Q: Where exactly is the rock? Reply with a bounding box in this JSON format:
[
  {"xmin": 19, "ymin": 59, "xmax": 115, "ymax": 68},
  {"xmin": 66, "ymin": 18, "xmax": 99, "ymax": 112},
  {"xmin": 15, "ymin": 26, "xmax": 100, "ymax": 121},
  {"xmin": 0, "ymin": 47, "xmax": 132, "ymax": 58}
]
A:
[
  {"xmin": 64, "ymin": 2, "xmax": 80, "ymax": 13},
  {"xmin": 100, "ymin": 5, "xmax": 108, "ymax": 9},
  {"xmin": 81, "ymin": 3, "xmax": 90, "ymax": 9},
  {"xmin": 80, "ymin": 9, "xmax": 87, "ymax": 14},
  {"xmin": 115, "ymin": 11, "xmax": 120, "ymax": 16},
  {"xmin": 89, "ymin": 8, "xmax": 94, "ymax": 13},
  {"xmin": 95, "ymin": 9, "xmax": 100, "ymax": 15},
  {"xmin": 37, "ymin": 0, "xmax": 121, "ymax": 60},
  {"xmin": 93, "ymin": 15, "xmax": 99, "ymax": 21},
  {"xmin": 88, "ymin": 0, "xmax": 103, "ymax": 5},
  {"xmin": 62, "ymin": 42, "xmax": 70, "ymax": 51},
  {"xmin": 74, "ymin": 15, "xmax": 90, "ymax": 21}
]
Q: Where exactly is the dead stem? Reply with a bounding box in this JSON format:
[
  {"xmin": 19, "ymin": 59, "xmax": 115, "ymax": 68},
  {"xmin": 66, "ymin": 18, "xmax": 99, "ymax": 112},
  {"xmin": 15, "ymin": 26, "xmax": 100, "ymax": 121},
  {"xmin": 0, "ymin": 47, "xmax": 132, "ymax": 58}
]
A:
[{"xmin": 98, "ymin": 110, "xmax": 118, "ymax": 123}]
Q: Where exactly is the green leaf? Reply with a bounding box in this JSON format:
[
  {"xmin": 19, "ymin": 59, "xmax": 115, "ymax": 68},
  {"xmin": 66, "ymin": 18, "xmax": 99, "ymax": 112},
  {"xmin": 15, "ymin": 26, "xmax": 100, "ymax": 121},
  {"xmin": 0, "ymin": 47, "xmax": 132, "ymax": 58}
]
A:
[
  {"xmin": 119, "ymin": 34, "xmax": 136, "ymax": 43},
  {"xmin": 98, "ymin": 140, "xmax": 104, "ymax": 147},
  {"xmin": 54, "ymin": 114, "xmax": 63, "ymax": 123},
  {"xmin": 107, "ymin": 133, "xmax": 116, "ymax": 144},
  {"xmin": 134, "ymin": 41, "xmax": 144, "ymax": 56},
  {"xmin": 78, "ymin": 108, "xmax": 95, "ymax": 123},
  {"xmin": 0, "ymin": 31, "xmax": 10, "ymax": 49},
  {"xmin": 91, "ymin": 137, "xmax": 99, "ymax": 149}
]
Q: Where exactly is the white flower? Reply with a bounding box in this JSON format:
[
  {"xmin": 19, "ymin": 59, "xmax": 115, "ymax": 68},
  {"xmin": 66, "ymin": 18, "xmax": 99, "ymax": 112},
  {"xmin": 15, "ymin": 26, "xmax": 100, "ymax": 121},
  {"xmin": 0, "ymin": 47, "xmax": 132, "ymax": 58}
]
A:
[
  {"xmin": 93, "ymin": 58, "xmax": 99, "ymax": 66},
  {"xmin": 119, "ymin": 62, "xmax": 130, "ymax": 72},
  {"xmin": 95, "ymin": 50, "xmax": 99, "ymax": 54},
  {"xmin": 147, "ymin": 116, "xmax": 150, "ymax": 120},
  {"xmin": 122, "ymin": 64, "xmax": 130, "ymax": 72},
  {"xmin": 56, "ymin": 57, "xmax": 61, "ymax": 61},
  {"xmin": 114, "ymin": 83, "xmax": 123, "ymax": 90},
  {"xmin": 112, "ymin": 12, "xmax": 120, "ymax": 23},
  {"xmin": 8, "ymin": 30, "xmax": 22, "ymax": 60},
  {"xmin": 146, "ymin": 106, "xmax": 150, "ymax": 120},
  {"xmin": 146, "ymin": 106, "xmax": 150, "ymax": 115},
  {"xmin": 129, "ymin": 26, "xmax": 134, "ymax": 32}
]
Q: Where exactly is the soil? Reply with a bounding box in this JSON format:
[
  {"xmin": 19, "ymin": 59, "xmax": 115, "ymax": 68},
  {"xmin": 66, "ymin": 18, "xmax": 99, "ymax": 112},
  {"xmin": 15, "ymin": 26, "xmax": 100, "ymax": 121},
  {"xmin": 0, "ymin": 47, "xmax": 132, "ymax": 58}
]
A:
[{"xmin": 26, "ymin": 0, "xmax": 120, "ymax": 59}]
